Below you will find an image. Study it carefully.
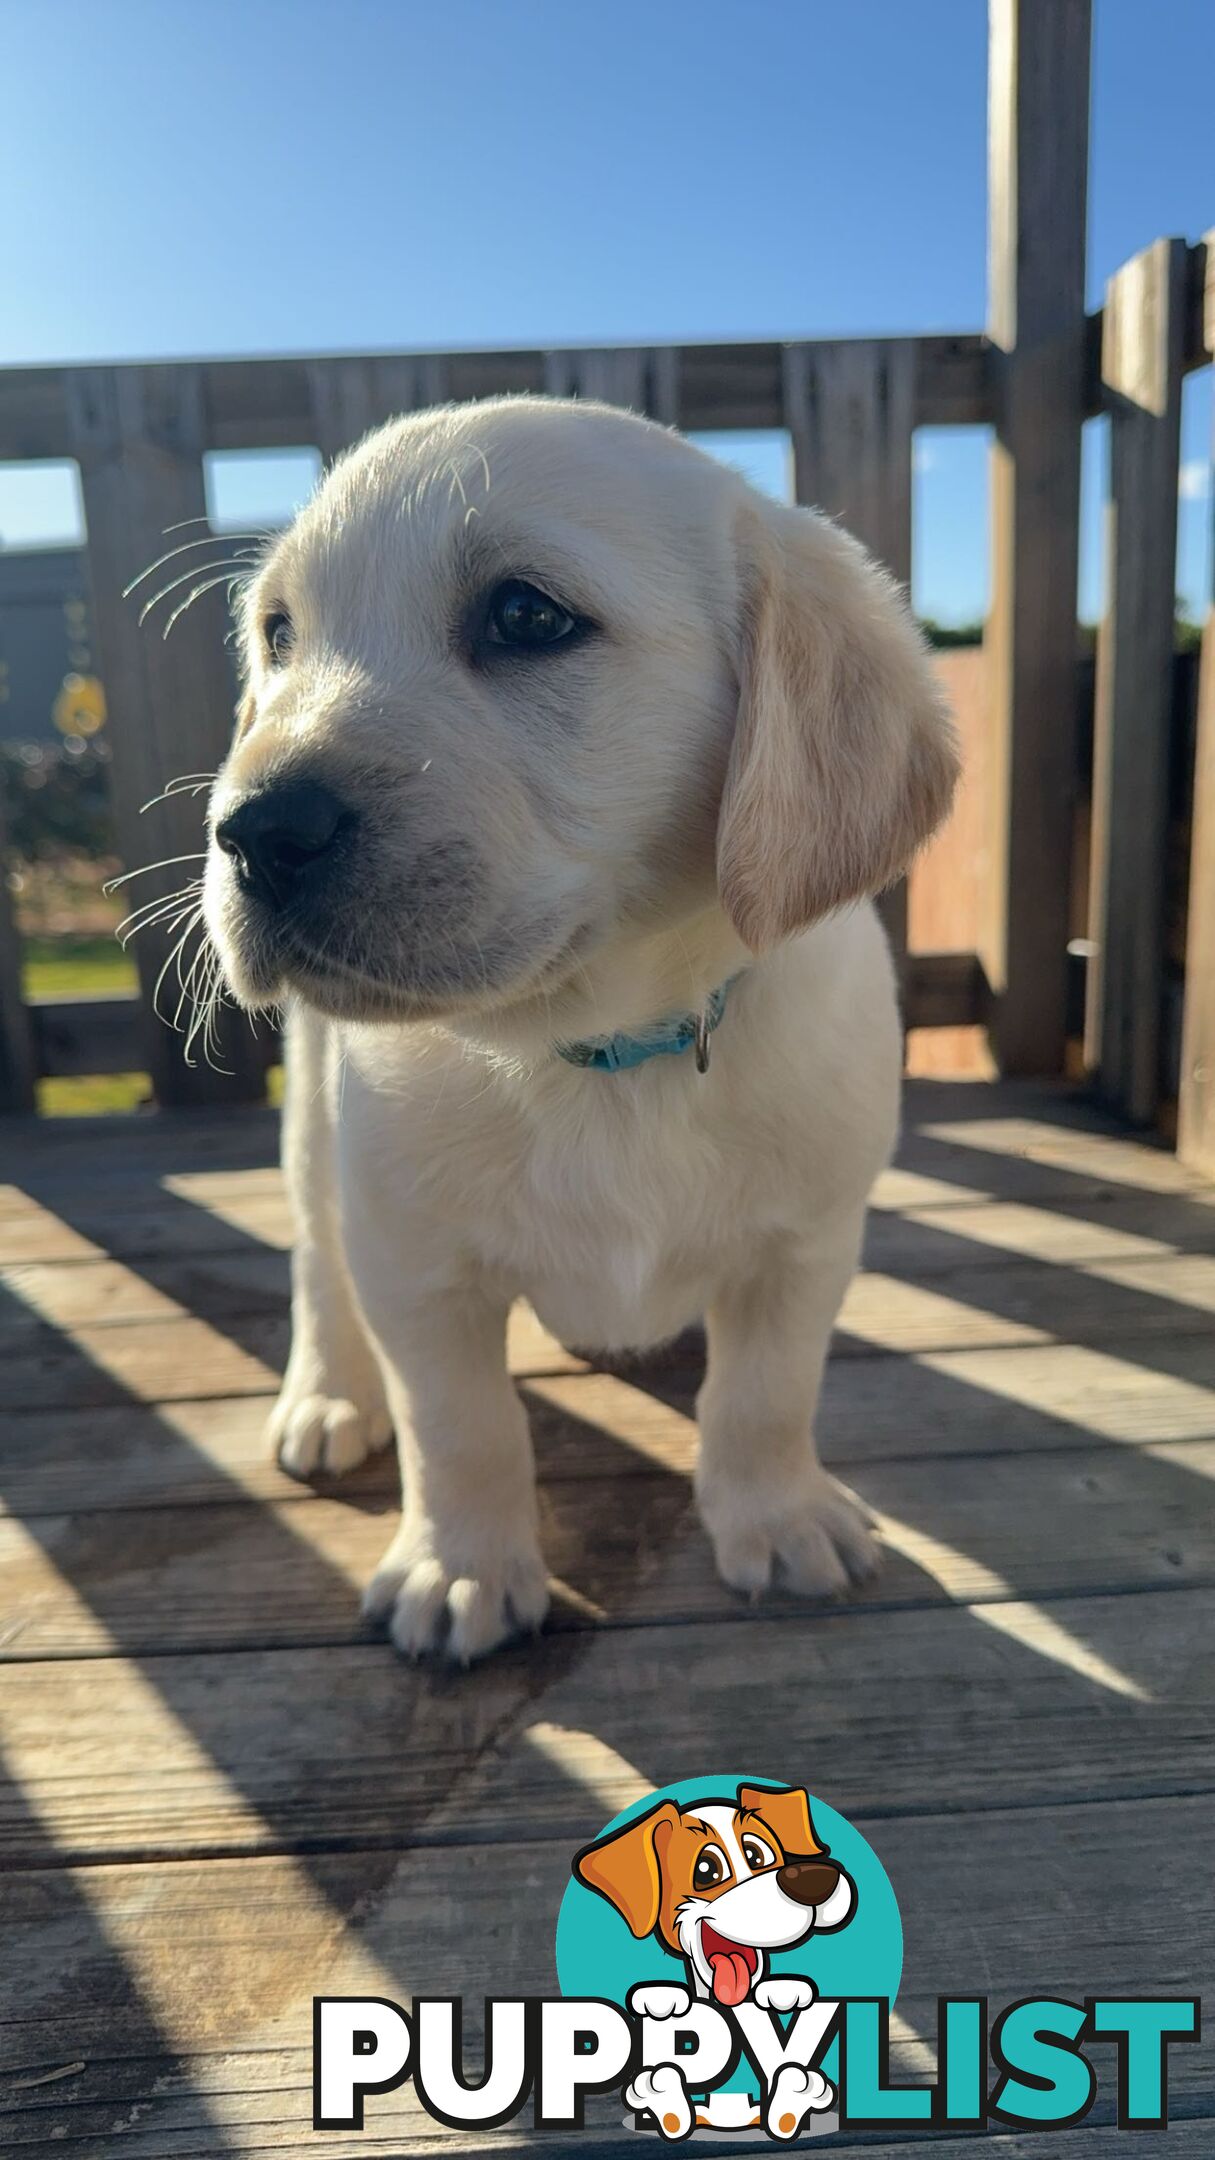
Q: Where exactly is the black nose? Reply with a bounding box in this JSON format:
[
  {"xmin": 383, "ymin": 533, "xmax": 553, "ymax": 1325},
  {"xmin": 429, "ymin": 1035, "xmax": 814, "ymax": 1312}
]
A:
[
  {"xmin": 215, "ymin": 780, "xmax": 352, "ymax": 908},
  {"xmin": 776, "ymin": 1858, "xmax": 841, "ymax": 1908}
]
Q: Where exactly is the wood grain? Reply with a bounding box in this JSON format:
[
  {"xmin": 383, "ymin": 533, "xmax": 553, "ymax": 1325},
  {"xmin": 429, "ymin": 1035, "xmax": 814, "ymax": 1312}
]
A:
[
  {"xmin": 0, "ymin": 334, "xmax": 997, "ymax": 469},
  {"xmin": 0, "ymin": 1584, "xmax": 1209, "ymax": 1866},
  {"xmin": 67, "ymin": 364, "xmax": 265, "ymax": 1106},
  {"xmin": 0, "ymin": 1082, "xmax": 1211, "ymax": 2157},
  {"xmin": 0, "ymin": 1440, "xmax": 1210, "ymax": 1660},
  {"xmin": 982, "ymin": 0, "xmax": 1091, "ymax": 1073},
  {"xmin": 0, "ymin": 791, "xmax": 35, "ymax": 1114},
  {"xmin": 2, "ymin": 1325, "xmax": 1213, "ymax": 1519},
  {"xmin": 1178, "ymin": 234, "xmax": 1215, "ymax": 1174},
  {"xmin": 0, "ymin": 1796, "xmax": 1208, "ymax": 2144},
  {"xmin": 784, "ymin": 338, "xmax": 915, "ymax": 968},
  {"xmin": 1086, "ymin": 239, "xmax": 1188, "ymax": 1123}
]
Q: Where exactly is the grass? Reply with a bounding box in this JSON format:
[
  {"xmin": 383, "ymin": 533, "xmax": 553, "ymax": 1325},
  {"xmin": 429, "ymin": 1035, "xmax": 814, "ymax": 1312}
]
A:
[
  {"xmin": 23, "ymin": 933, "xmax": 136, "ymax": 1000},
  {"xmin": 19, "ymin": 920, "xmax": 282, "ymax": 1118},
  {"xmin": 22, "ymin": 932, "xmax": 149, "ymax": 1113},
  {"xmin": 37, "ymin": 1073, "xmax": 152, "ymax": 1116}
]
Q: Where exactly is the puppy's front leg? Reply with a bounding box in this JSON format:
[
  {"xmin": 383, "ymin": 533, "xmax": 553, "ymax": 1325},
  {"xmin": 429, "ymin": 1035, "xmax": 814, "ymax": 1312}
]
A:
[
  {"xmin": 695, "ymin": 1218, "xmax": 879, "ymax": 1599},
  {"xmin": 361, "ymin": 1287, "xmax": 549, "ymax": 1664},
  {"xmin": 270, "ymin": 1006, "xmax": 392, "ymax": 1479}
]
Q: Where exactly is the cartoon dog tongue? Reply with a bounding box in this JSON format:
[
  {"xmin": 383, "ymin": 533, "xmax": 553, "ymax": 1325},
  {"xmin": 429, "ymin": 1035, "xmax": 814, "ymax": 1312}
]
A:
[{"xmin": 708, "ymin": 1947, "xmax": 753, "ymax": 2006}]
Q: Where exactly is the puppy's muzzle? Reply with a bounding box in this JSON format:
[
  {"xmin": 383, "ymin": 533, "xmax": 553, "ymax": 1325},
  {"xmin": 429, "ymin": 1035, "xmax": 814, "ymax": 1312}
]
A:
[
  {"xmin": 775, "ymin": 1857, "xmax": 842, "ymax": 1907},
  {"xmin": 216, "ymin": 779, "xmax": 355, "ymax": 910}
]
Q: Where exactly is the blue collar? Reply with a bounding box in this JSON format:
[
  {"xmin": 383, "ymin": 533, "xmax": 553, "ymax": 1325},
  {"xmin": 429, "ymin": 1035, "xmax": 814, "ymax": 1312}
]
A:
[{"xmin": 555, "ymin": 977, "xmax": 737, "ymax": 1074}]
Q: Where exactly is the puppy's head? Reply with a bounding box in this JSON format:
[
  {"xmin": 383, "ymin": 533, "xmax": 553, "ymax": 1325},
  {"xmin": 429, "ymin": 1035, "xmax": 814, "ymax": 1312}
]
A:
[
  {"xmin": 204, "ymin": 396, "xmax": 956, "ymax": 1024},
  {"xmin": 574, "ymin": 1784, "xmax": 854, "ymax": 2005}
]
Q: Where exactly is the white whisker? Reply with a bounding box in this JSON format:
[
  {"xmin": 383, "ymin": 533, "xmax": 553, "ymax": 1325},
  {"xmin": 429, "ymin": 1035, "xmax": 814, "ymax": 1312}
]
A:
[
  {"xmin": 137, "ymin": 556, "xmax": 256, "ymax": 626},
  {"xmin": 123, "ymin": 534, "xmax": 268, "ymax": 597},
  {"xmin": 117, "ymin": 894, "xmax": 201, "ymax": 949},
  {"xmin": 139, "ymin": 773, "xmax": 216, "ymax": 813},
  {"xmin": 161, "ymin": 570, "xmax": 252, "ymax": 641},
  {"xmin": 114, "ymin": 876, "xmax": 202, "ymax": 938},
  {"xmin": 104, "ymin": 853, "xmax": 206, "ymax": 895}
]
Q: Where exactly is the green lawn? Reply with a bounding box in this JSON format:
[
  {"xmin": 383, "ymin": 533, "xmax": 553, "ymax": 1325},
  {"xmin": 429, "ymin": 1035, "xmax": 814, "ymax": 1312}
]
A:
[
  {"xmin": 23, "ymin": 933, "xmax": 137, "ymax": 1000},
  {"xmin": 23, "ymin": 933, "xmax": 145, "ymax": 1114},
  {"xmin": 21, "ymin": 932, "xmax": 281, "ymax": 1115},
  {"xmin": 37, "ymin": 1072, "xmax": 152, "ymax": 1115}
]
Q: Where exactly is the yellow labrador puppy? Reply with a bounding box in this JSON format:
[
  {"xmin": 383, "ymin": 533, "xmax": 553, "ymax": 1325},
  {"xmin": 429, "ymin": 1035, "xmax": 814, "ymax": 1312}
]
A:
[{"xmin": 204, "ymin": 396, "xmax": 957, "ymax": 1662}]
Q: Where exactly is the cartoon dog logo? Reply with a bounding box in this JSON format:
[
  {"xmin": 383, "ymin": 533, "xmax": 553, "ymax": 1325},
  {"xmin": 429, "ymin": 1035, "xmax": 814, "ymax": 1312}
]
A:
[{"xmin": 574, "ymin": 1782, "xmax": 855, "ymax": 2137}]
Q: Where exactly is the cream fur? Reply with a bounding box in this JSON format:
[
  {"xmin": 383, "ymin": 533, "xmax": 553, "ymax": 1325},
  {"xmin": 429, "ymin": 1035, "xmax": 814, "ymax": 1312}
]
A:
[{"xmin": 203, "ymin": 395, "xmax": 958, "ymax": 1663}]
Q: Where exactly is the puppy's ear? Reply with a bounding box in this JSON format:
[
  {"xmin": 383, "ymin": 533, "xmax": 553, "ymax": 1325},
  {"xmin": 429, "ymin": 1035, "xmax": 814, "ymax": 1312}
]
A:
[
  {"xmin": 738, "ymin": 1783, "xmax": 825, "ymax": 1862},
  {"xmin": 717, "ymin": 501, "xmax": 958, "ymax": 950},
  {"xmin": 573, "ymin": 1801, "xmax": 681, "ymax": 1939}
]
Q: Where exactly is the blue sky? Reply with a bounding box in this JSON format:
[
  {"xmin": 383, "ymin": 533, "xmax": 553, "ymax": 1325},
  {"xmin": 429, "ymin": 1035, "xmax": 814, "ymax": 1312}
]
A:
[{"xmin": 0, "ymin": 0, "xmax": 1210, "ymax": 621}]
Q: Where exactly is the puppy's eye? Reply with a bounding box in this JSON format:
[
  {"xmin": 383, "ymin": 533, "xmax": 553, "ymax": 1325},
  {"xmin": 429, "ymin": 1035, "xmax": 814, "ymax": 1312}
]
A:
[
  {"xmin": 484, "ymin": 579, "xmax": 577, "ymax": 651},
  {"xmin": 693, "ymin": 1845, "xmax": 729, "ymax": 1891},
  {"xmin": 742, "ymin": 1835, "xmax": 775, "ymax": 1872},
  {"xmin": 264, "ymin": 610, "xmax": 294, "ymax": 666}
]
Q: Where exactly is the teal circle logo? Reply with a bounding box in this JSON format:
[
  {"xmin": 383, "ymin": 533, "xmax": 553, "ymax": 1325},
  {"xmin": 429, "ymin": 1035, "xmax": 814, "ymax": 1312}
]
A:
[{"xmin": 556, "ymin": 1774, "xmax": 901, "ymax": 2106}]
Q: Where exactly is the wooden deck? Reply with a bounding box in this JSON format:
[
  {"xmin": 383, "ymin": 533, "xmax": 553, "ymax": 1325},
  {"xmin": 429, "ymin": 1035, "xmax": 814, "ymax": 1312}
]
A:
[{"xmin": 0, "ymin": 1077, "xmax": 1212, "ymax": 2155}]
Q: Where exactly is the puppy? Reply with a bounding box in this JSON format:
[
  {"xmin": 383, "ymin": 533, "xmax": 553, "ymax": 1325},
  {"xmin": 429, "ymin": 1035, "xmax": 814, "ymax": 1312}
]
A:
[
  {"xmin": 575, "ymin": 1783, "xmax": 850, "ymax": 2135},
  {"xmin": 575, "ymin": 1782, "xmax": 853, "ymax": 2005},
  {"xmin": 203, "ymin": 395, "xmax": 957, "ymax": 1663}
]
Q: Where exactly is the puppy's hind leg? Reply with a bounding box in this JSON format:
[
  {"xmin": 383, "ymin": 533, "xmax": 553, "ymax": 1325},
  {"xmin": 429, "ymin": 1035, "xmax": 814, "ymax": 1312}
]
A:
[
  {"xmin": 694, "ymin": 1211, "xmax": 880, "ymax": 1599},
  {"xmin": 268, "ymin": 1004, "xmax": 392, "ymax": 1479}
]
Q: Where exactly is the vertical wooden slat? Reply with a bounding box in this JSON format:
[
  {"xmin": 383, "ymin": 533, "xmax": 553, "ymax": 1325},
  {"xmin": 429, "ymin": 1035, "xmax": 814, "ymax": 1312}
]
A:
[
  {"xmin": 982, "ymin": 0, "xmax": 1091, "ymax": 1074},
  {"xmin": 650, "ymin": 347, "xmax": 681, "ymax": 428},
  {"xmin": 307, "ymin": 356, "xmax": 428, "ymax": 465},
  {"xmin": 784, "ymin": 339, "xmax": 916, "ymax": 967},
  {"xmin": 543, "ymin": 348, "xmax": 648, "ymax": 411},
  {"xmin": 1178, "ymin": 236, "xmax": 1215, "ymax": 1173},
  {"xmin": 1085, "ymin": 239, "xmax": 1188, "ymax": 1124},
  {"xmin": 0, "ymin": 791, "xmax": 35, "ymax": 1113},
  {"xmin": 69, "ymin": 366, "xmax": 265, "ymax": 1107}
]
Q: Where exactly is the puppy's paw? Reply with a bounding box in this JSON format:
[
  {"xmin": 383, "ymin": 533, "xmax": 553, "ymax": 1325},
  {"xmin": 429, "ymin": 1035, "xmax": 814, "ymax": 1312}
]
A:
[
  {"xmin": 626, "ymin": 2064, "xmax": 692, "ymax": 2141},
  {"xmin": 362, "ymin": 1514, "xmax": 550, "ymax": 1664},
  {"xmin": 754, "ymin": 1975, "xmax": 817, "ymax": 2014},
  {"xmin": 766, "ymin": 2062, "xmax": 834, "ymax": 2139},
  {"xmin": 269, "ymin": 1383, "xmax": 392, "ymax": 1480},
  {"xmin": 628, "ymin": 1983, "xmax": 692, "ymax": 2022},
  {"xmin": 697, "ymin": 1467, "xmax": 880, "ymax": 1600}
]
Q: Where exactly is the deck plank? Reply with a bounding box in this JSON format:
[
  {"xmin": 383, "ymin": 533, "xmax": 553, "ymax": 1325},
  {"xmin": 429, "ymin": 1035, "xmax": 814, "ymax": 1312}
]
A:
[
  {"xmin": 2, "ymin": 1328, "xmax": 1213, "ymax": 1518},
  {"xmin": 2, "ymin": 1246, "xmax": 1215, "ymax": 1410},
  {"xmin": 0, "ymin": 1796, "xmax": 1210, "ymax": 2146},
  {"xmin": 0, "ymin": 1175, "xmax": 1212, "ymax": 1312},
  {"xmin": 0, "ymin": 1441, "xmax": 1211, "ymax": 1660},
  {"xmin": 0, "ymin": 1585, "xmax": 1210, "ymax": 1866}
]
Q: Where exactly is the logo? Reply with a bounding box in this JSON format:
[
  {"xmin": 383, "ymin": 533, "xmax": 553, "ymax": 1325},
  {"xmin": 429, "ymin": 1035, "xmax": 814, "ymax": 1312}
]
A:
[
  {"xmin": 313, "ymin": 1771, "xmax": 1200, "ymax": 2142},
  {"xmin": 558, "ymin": 1775, "xmax": 900, "ymax": 2138}
]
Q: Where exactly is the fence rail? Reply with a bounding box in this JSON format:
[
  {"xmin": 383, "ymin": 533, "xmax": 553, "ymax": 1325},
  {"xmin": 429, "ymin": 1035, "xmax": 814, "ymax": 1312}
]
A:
[{"xmin": 0, "ymin": 0, "xmax": 1212, "ymax": 1167}]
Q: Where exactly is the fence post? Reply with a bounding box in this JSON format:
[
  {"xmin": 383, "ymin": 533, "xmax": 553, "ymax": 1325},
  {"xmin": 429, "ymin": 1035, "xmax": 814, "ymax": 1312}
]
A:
[
  {"xmin": 68, "ymin": 364, "xmax": 266, "ymax": 1107},
  {"xmin": 1085, "ymin": 239, "xmax": 1188, "ymax": 1124},
  {"xmin": 0, "ymin": 794, "xmax": 36, "ymax": 1113},
  {"xmin": 1178, "ymin": 235, "xmax": 1215, "ymax": 1174},
  {"xmin": 307, "ymin": 356, "xmax": 441, "ymax": 466},
  {"xmin": 783, "ymin": 339, "xmax": 916, "ymax": 968},
  {"xmin": 982, "ymin": 0, "xmax": 1091, "ymax": 1073},
  {"xmin": 543, "ymin": 349, "xmax": 649, "ymax": 411}
]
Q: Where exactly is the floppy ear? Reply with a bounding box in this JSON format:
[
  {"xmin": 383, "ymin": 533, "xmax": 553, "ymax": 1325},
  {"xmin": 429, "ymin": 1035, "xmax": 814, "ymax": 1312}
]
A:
[
  {"xmin": 573, "ymin": 1801, "xmax": 680, "ymax": 1939},
  {"xmin": 738, "ymin": 1783, "xmax": 825, "ymax": 1861},
  {"xmin": 740, "ymin": 1783, "xmax": 857, "ymax": 1930},
  {"xmin": 717, "ymin": 500, "xmax": 959, "ymax": 950}
]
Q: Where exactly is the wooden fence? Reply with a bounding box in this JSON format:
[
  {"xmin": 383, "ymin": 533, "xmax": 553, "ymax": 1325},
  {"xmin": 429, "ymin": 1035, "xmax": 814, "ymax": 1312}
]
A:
[{"xmin": 0, "ymin": 0, "xmax": 1211, "ymax": 1171}]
